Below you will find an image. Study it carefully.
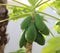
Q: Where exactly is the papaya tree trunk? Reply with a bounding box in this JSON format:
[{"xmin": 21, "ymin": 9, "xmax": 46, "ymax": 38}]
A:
[
  {"xmin": 26, "ymin": 42, "xmax": 32, "ymax": 53},
  {"xmin": 0, "ymin": 0, "xmax": 9, "ymax": 53},
  {"xmin": 0, "ymin": 44, "xmax": 5, "ymax": 53}
]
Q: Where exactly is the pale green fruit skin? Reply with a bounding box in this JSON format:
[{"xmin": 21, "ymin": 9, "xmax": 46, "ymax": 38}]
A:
[{"xmin": 25, "ymin": 23, "xmax": 37, "ymax": 43}]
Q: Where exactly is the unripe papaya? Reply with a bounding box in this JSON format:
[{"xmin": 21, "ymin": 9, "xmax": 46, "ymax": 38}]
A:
[
  {"xmin": 21, "ymin": 16, "xmax": 32, "ymax": 30},
  {"xmin": 19, "ymin": 30, "xmax": 27, "ymax": 48},
  {"xmin": 34, "ymin": 14, "xmax": 49, "ymax": 35},
  {"xmin": 35, "ymin": 32, "xmax": 45, "ymax": 45},
  {"xmin": 25, "ymin": 23, "xmax": 37, "ymax": 43}
]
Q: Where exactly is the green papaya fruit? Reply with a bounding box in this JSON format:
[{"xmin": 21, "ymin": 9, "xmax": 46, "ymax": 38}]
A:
[
  {"xmin": 25, "ymin": 23, "xmax": 37, "ymax": 43},
  {"xmin": 34, "ymin": 13, "xmax": 49, "ymax": 35},
  {"xmin": 21, "ymin": 16, "xmax": 32, "ymax": 30},
  {"xmin": 35, "ymin": 32, "xmax": 45, "ymax": 45},
  {"xmin": 19, "ymin": 30, "xmax": 27, "ymax": 48}
]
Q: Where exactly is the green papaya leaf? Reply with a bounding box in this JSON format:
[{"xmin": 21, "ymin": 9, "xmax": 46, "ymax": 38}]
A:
[
  {"xmin": 9, "ymin": 6, "xmax": 31, "ymax": 21},
  {"xmin": 42, "ymin": 37, "xmax": 60, "ymax": 53},
  {"xmin": 39, "ymin": 3, "xmax": 48, "ymax": 11},
  {"xmin": 56, "ymin": 50, "xmax": 60, "ymax": 53},
  {"xmin": 38, "ymin": 2, "xmax": 53, "ymax": 11},
  {"xmin": 53, "ymin": 0, "xmax": 60, "ymax": 9},
  {"xmin": 51, "ymin": 0, "xmax": 60, "ymax": 15},
  {"xmin": 9, "ymin": 13, "xmax": 30, "ymax": 21}
]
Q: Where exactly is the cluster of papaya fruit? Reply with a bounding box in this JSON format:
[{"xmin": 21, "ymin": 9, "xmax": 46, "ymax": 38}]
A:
[{"xmin": 19, "ymin": 13, "xmax": 49, "ymax": 48}]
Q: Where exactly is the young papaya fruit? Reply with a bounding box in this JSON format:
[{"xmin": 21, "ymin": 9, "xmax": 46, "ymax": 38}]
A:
[
  {"xmin": 19, "ymin": 30, "xmax": 27, "ymax": 48},
  {"xmin": 35, "ymin": 32, "xmax": 45, "ymax": 45},
  {"xmin": 25, "ymin": 23, "xmax": 37, "ymax": 43},
  {"xmin": 34, "ymin": 13, "xmax": 49, "ymax": 35},
  {"xmin": 21, "ymin": 16, "xmax": 32, "ymax": 30}
]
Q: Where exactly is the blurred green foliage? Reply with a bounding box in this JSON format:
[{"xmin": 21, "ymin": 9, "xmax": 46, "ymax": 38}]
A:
[
  {"xmin": 52, "ymin": 0, "xmax": 60, "ymax": 15},
  {"xmin": 42, "ymin": 37, "xmax": 60, "ymax": 53},
  {"xmin": 10, "ymin": 48, "xmax": 26, "ymax": 53},
  {"xmin": 54, "ymin": 21, "xmax": 60, "ymax": 34}
]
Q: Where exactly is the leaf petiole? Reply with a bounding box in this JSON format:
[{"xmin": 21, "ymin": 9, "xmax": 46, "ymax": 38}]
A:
[
  {"xmin": 0, "ymin": 13, "xmax": 31, "ymax": 23},
  {"xmin": 35, "ymin": 0, "xmax": 43, "ymax": 8},
  {"xmin": 12, "ymin": 0, "xmax": 32, "ymax": 11},
  {"xmin": 0, "ymin": 4, "xmax": 24, "ymax": 8},
  {"xmin": 0, "ymin": 4, "xmax": 32, "ymax": 11},
  {"xmin": 12, "ymin": 0, "xmax": 30, "ymax": 7},
  {"xmin": 38, "ymin": 11, "xmax": 60, "ymax": 20},
  {"xmin": 45, "ymin": 25, "xmax": 55, "ymax": 37},
  {"xmin": 36, "ymin": 0, "xmax": 50, "ymax": 8},
  {"xmin": 49, "ymin": 29, "xmax": 55, "ymax": 37}
]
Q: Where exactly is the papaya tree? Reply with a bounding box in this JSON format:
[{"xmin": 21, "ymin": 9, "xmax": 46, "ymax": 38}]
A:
[
  {"xmin": 0, "ymin": 0, "xmax": 9, "ymax": 53},
  {"xmin": 0, "ymin": 0, "xmax": 60, "ymax": 53}
]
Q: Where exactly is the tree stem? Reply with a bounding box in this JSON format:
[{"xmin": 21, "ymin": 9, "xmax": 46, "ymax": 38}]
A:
[{"xmin": 26, "ymin": 42, "xmax": 32, "ymax": 53}]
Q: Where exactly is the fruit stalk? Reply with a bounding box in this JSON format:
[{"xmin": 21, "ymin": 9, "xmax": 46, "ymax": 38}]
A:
[{"xmin": 26, "ymin": 42, "xmax": 32, "ymax": 53}]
